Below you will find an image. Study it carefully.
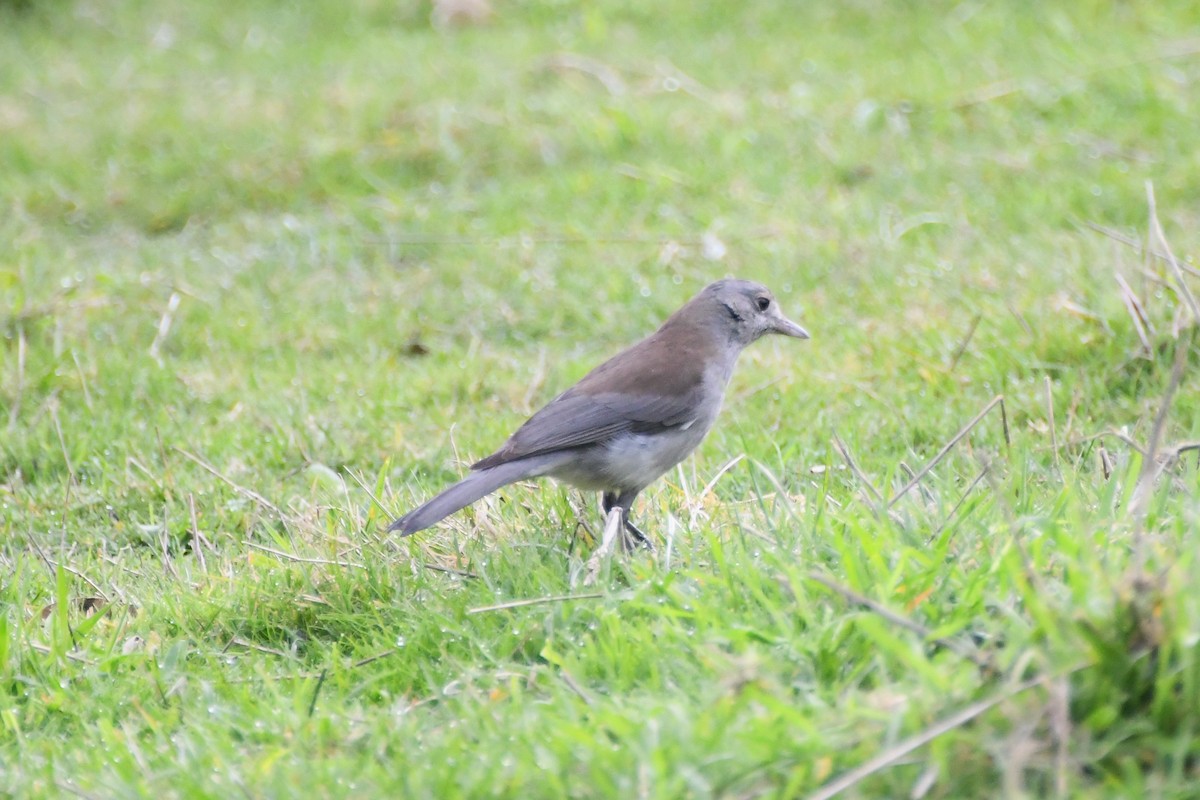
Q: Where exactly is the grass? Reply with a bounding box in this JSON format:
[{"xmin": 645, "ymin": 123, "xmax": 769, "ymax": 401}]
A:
[{"xmin": 3, "ymin": 0, "xmax": 1200, "ymax": 796}]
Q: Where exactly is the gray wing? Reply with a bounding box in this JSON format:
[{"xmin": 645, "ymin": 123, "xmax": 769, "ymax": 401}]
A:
[{"xmin": 471, "ymin": 387, "xmax": 700, "ymax": 471}]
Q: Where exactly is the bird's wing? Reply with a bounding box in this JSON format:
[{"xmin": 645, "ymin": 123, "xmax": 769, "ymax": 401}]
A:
[
  {"xmin": 470, "ymin": 387, "xmax": 701, "ymax": 470},
  {"xmin": 471, "ymin": 325, "xmax": 713, "ymax": 471}
]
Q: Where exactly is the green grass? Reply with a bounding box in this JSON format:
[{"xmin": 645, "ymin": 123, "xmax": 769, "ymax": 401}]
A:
[{"xmin": 3, "ymin": 0, "xmax": 1200, "ymax": 796}]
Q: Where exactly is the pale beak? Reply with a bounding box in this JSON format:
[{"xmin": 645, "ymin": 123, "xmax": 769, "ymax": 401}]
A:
[{"xmin": 772, "ymin": 314, "xmax": 810, "ymax": 339}]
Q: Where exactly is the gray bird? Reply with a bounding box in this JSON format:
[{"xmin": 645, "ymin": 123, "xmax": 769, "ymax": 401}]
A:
[{"xmin": 388, "ymin": 278, "xmax": 809, "ymax": 546}]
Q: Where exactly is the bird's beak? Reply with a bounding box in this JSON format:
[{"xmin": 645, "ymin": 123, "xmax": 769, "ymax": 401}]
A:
[{"xmin": 771, "ymin": 313, "xmax": 810, "ymax": 340}]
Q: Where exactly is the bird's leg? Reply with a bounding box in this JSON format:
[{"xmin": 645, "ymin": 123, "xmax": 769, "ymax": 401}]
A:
[
  {"xmin": 600, "ymin": 492, "xmax": 622, "ymax": 543},
  {"xmin": 604, "ymin": 490, "xmax": 654, "ymax": 552},
  {"xmin": 604, "ymin": 491, "xmax": 624, "ymax": 546}
]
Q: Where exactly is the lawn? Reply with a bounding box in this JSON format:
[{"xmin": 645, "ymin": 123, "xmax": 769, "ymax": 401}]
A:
[{"xmin": 3, "ymin": 0, "xmax": 1200, "ymax": 796}]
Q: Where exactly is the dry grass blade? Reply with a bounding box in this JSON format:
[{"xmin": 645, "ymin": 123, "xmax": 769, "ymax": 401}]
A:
[
  {"xmin": 422, "ymin": 563, "xmax": 478, "ymax": 579},
  {"xmin": 230, "ymin": 637, "xmax": 293, "ymax": 658},
  {"xmin": 188, "ymin": 493, "xmax": 208, "ymax": 574},
  {"xmin": 804, "ymin": 572, "xmax": 994, "ymax": 672},
  {"xmin": 352, "ymin": 649, "xmax": 398, "ymax": 668},
  {"xmin": 342, "ymin": 465, "xmax": 395, "ymax": 529},
  {"xmin": 1114, "ymin": 272, "xmax": 1155, "ymax": 354},
  {"xmin": 930, "ymin": 465, "xmax": 991, "ymax": 540},
  {"xmin": 832, "ymin": 432, "xmax": 885, "ymax": 515},
  {"xmin": 51, "ymin": 559, "xmax": 109, "ymax": 600},
  {"xmin": 1082, "ymin": 219, "xmax": 1141, "ymax": 250},
  {"xmin": 1071, "ymin": 428, "xmax": 1147, "ymax": 456},
  {"xmin": 541, "ymin": 52, "xmax": 627, "ymax": 95},
  {"xmin": 650, "ymin": 57, "xmax": 720, "ymax": 105},
  {"xmin": 953, "ymin": 36, "xmax": 1200, "ymax": 110},
  {"xmin": 1128, "ymin": 340, "xmax": 1190, "ymax": 560},
  {"xmin": 29, "ymin": 642, "xmax": 94, "ymax": 664},
  {"xmin": 683, "ymin": 455, "xmax": 748, "ymax": 530},
  {"xmin": 952, "ymin": 77, "xmax": 1020, "ymax": 108},
  {"xmin": 1084, "ymin": 220, "xmax": 1200, "ymax": 280},
  {"xmin": 1044, "ymin": 377, "xmax": 1062, "ymax": 479},
  {"xmin": 2, "ymin": 296, "xmax": 117, "ymax": 327},
  {"xmin": 898, "ymin": 461, "xmax": 938, "ymax": 507},
  {"xmin": 1145, "ymin": 181, "xmax": 1200, "ymax": 325},
  {"xmin": 558, "ymin": 666, "xmax": 595, "ymax": 706},
  {"xmin": 1049, "ymin": 675, "xmax": 1071, "ymax": 797},
  {"xmin": 174, "ymin": 447, "xmax": 282, "ymax": 516},
  {"xmin": 307, "ymin": 669, "xmax": 328, "ymax": 718},
  {"xmin": 467, "ymin": 592, "xmax": 605, "ymax": 614},
  {"xmin": 148, "ymin": 291, "xmax": 182, "ymax": 364},
  {"xmin": 948, "ymin": 313, "xmax": 982, "ymax": 372},
  {"xmin": 806, "ymin": 669, "xmax": 1087, "ymax": 800},
  {"xmin": 888, "ymin": 395, "xmax": 1007, "ymax": 508},
  {"xmin": 1160, "ymin": 440, "xmax": 1200, "ymax": 466},
  {"xmin": 697, "ymin": 454, "xmax": 746, "ymax": 506},
  {"xmin": 245, "ymin": 541, "xmax": 364, "ymax": 569},
  {"xmin": 50, "ymin": 402, "xmax": 75, "ymax": 485}
]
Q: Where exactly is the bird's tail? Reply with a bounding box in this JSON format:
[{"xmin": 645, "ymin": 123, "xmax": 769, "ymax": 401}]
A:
[{"xmin": 387, "ymin": 455, "xmax": 561, "ymax": 536}]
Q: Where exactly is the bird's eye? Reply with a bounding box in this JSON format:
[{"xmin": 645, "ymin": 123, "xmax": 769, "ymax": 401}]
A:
[{"xmin": 755, "ymin": 296, "xmax": 771, "ymax": 311}]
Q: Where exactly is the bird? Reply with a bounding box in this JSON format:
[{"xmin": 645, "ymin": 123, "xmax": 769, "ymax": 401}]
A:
[{"xmin": 387, "ymin": 278, "xmax": 809, "ymax": 547}]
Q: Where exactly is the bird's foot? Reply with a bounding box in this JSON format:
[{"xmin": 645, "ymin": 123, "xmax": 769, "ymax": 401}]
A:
[{"xmin": 621, "ymin": 520, "xmax": 656, "ymax": 553}]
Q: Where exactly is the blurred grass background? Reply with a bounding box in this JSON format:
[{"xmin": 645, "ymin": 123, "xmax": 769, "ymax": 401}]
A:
[{"xmin": 3, "ymin": 0, "xmax": 1200, "ymax": 797}]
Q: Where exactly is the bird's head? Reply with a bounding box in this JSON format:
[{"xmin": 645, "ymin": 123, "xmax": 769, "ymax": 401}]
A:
[{"xmin": 695, "ymin": 278, "xmax": 810, "ymax": 346}]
